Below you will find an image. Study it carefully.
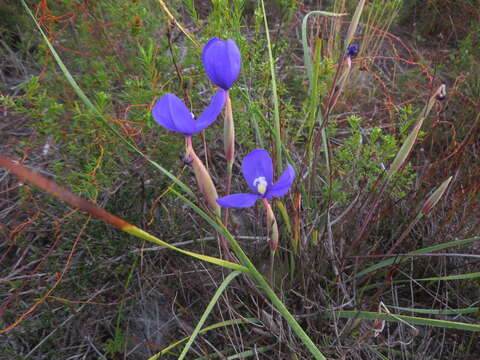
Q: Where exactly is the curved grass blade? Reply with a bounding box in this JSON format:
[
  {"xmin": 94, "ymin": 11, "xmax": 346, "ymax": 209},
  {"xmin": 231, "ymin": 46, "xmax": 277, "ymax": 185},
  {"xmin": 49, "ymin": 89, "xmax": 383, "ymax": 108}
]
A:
[
  {"xmin": 147, "ymin": 317, "xmax": 259, "ymax": 359},
  {"xmin": 408, "ymin": 271, "xmax": 480, "ymax": 282},
  {"xmin": 363, "ymin": 272, "xmax": 480, "ymax": 291},
  {"xmin": 351, "ymin": 236, "xmax": 480, "ymax": 280},
  {"xmin": 301, "ymin": 10, "xmax": 347, "ymax": 86},
  {"xmin": 323, "ymin": 311, "xmax": 480, "ymax": 331},
  {"xmin": 0, "ymin": 155, "xmax": 246, "ymax": 273},
  {"xmin": 300, "ymin": 9, "xmax": 347, "ymax": 211},
  {"xmin": 177, "ymin": 271, "xmax": 242, "ymax": 360},
  {"xmin": 388, "ymin": 306, "xmax": 479, "ymax": 316}
]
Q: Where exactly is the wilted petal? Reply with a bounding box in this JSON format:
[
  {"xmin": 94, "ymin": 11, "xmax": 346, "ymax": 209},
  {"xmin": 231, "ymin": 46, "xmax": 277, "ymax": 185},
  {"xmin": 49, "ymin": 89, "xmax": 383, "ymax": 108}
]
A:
[
  {"xmin": 216, "ymin": 193, "xmax": 260, "ymax": 208},
  {"xmin": 152, "ymin": 94, "xmax": 193, "ymax": 135},
  {"xmin": 265, "ymin": 164, "xmax": 295, "ymax": 199},
  {"xmin": 194, "ymin": 89, "xmax": 226, "ymax": 132},
  {"xmin": 241, "ymin": 149, "xmax": 273, "ymax": 194},
  {"xmin": 202, "ymin": 38, "xmax": 241, "ymax": 90}
]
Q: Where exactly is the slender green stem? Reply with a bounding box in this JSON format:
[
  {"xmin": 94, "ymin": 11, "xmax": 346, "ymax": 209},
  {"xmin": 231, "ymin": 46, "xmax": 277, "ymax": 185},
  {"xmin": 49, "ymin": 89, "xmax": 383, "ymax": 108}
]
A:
[
  {"xmin": 178, "ymin": 271, "xmax": 242, "ymax": 360},
  {"xmin": 260, "ymin": 0, "xmax": 282, "ymax": 173},
  {"xmin": 215, "ymin": 220, "xmax": 326, "ymax": 360},
  {"xmin": 147, "ymin": 318, "xmax": 258, "ymax": 359}
]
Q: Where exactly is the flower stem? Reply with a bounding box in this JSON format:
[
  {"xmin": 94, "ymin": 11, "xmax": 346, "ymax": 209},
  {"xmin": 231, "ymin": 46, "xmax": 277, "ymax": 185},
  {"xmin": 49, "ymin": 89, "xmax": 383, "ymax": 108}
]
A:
[
  {"xmin": 223, "ymin": 92, "xmax": 235, "ymax": 228},
  {"xmin": 216, "ymin": 219, "xmax": 327, "ymax": 360}
]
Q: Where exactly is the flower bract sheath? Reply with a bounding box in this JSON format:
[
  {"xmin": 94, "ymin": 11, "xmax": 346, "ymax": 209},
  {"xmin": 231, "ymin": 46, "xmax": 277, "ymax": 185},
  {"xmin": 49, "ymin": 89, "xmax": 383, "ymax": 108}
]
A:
[
  {"xmin": 217, "ymin": 149, "xmax": 295, "ymax": 208},
  {"xmin": 152, "ymin": 90, "xmax": 226, "ymax": 135},
  {"xmin": 202, "ymin": 38, "xmax": 241, "ymax": 90}
]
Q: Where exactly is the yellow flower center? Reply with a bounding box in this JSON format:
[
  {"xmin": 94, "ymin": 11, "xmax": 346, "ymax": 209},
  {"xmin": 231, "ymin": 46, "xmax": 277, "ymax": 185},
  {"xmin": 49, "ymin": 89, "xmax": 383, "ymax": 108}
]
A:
[{"xmin": 253, "ymin": 176, "xmax": 267, "ymax": 195}]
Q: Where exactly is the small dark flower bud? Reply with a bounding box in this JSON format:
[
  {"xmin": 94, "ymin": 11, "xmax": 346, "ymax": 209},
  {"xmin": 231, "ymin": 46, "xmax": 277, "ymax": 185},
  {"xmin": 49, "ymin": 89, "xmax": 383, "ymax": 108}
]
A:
[{"xmin": 346, "ymin": 44, "xmax": 359, "ymax": 58}]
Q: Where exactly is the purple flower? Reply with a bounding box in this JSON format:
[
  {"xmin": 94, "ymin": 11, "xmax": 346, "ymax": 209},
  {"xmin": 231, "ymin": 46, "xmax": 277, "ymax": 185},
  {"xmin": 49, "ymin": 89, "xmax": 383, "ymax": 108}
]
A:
[
  {"xmin": 152, "ymin": 90, "xmax": 226, "ymax": 136},
  {"xmin": 202, "ymin": 38, "xmax": 241, "ymax": 90},
  {"xmin": 217, "ymin": 149, "xmax": 295, "ymax": 208},
  {"xmin": 346, "ymin": 44, "xmax": 359, "ymax": 58}
]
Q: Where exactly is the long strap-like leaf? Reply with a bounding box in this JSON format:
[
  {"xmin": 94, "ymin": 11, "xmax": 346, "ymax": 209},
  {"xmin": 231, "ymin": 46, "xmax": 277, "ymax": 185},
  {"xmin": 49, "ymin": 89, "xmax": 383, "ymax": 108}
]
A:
[
  {"xmin": 0, "ymin": 155, "xmax": 247, "ymax": 273},
  {"xmin": 323, "ymin": 310, "xmax": 480, "ymax": 331}
]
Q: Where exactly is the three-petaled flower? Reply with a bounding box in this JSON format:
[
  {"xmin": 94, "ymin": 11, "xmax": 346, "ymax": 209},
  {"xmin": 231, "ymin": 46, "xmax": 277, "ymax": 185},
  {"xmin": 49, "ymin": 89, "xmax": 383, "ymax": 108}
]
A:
[
  {"xmin": 216, "ymin": 149, "xmax": 295, "ymax": 208},
  {"xmin": 202, "ymin": 38, "xmax": 241, "ymax": 90},
  {"xmin": 152, "ymin": 90, "xmax": 226, "ymax": 136}
]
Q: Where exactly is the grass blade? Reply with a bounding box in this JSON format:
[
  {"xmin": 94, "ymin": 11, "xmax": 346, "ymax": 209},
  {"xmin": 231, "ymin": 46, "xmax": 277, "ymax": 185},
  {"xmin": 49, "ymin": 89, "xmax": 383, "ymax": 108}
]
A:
[
  {"xmin": 0, "ymin": 155, "xmax": 247, "ymax": 272},
  {"xmin": 388, "ymin": 306, "xmax": 479, "ymax": 316},
  {"xmin": 147, "ymin": 317, "xmax": 258, "ymax": 359},
  {"xmin": 193, "ymin": 345, "xmax": 275, "ymax": 360},
  {"xmin": 363, "ymin": 272, "xmax": 480, "ymax": 291},
  {"xmin": 177, "ymin": 271, "xmax": 242, "ymax": 360},
  {"xmin": 345, "ymin": 0, "xmax": 366, "ymax": 47},
  {"xmin": 323, "ymin": 310, "xmax": 480, "ymax": 331},
  {"xmin": 260, "ymin": 0, "xmax": 283, "ymax": 172},
  {"xmin": 352, "ymin": 236, "xmax": 480, "ymax": 280},
  {"xmin": 301, "ymin": 10, "xmax": 347, "ymax": 87}
]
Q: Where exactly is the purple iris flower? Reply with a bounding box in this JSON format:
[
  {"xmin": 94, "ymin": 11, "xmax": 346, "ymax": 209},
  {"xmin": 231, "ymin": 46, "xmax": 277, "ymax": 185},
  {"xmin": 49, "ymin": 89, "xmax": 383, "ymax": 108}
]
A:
[
  {"xmin": 217, "ymin": 149, "xmax": 295, "ymax": 208},
  {"xmin": 346, "ymin": 44, "xmax": 359, "ymax": 58},
  {"xmin": 152, "ymin": 90, "xmax": 226, "ymax": 136},
  {"xmin": 202, "ymin": 38, "xmax": 241, "ymax": 90}
]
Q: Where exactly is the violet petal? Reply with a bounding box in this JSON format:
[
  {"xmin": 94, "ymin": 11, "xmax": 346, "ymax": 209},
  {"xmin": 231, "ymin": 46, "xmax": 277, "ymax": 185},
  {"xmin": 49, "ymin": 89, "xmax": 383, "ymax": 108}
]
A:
[
  {"xmin": 152, "ymin": 94, "xmax": 193, "ymax": 135},
  {"xmin": 241, "ymin": 149, "xmax": 274, "ymax": 194},
  {"xmin": 265, "ymin": 164, "xmax": 295, "ymax": 199},
  {"xmin": 195, "ymin": 89, "xmax": 226, "ymax": 132},
  {"xmin": 202, "ymin": 38, "xmax": 241, "ymax": 90},
  {"xmin": 216, "ymin": 193, "xmax": 260, "ymax": 208}
]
